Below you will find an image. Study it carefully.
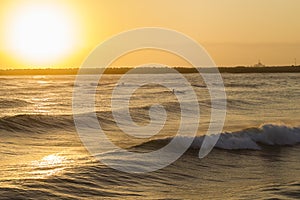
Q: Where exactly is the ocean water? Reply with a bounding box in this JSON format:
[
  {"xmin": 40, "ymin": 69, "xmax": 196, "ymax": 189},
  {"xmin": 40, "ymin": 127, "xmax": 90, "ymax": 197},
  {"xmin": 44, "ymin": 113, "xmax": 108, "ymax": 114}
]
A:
[{"xmin": 0, "ymin": 73, "xmax": 300, "ymax": 199}]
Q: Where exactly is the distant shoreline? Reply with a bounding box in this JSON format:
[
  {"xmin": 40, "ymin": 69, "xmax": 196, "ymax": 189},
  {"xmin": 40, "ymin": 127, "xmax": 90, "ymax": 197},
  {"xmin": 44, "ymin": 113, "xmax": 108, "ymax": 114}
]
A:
[{"xmin": 1, "ymin": 66, "xmax": 300, "ymax": 75}]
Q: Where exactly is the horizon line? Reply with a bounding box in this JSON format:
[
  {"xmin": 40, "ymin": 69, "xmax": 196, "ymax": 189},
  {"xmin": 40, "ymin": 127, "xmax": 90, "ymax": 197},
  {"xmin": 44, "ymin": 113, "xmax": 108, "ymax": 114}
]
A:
[{"xmin": 1, "ymin": 64, "xmax": 300, "ymax": 70}]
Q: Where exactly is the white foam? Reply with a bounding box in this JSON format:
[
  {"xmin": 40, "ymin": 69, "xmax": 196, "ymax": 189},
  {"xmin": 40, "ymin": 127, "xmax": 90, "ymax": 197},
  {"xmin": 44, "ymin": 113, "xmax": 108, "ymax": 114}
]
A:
[{"xmin": 151, "ymin": 123, "xmax": 300, "ymax": 150}]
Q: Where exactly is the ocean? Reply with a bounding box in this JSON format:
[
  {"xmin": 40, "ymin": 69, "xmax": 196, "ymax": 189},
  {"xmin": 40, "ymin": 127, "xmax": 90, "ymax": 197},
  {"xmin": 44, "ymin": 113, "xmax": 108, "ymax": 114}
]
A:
[{"xmin": 0, "ymin": 73, "xmax": 299, "ymax": 199}]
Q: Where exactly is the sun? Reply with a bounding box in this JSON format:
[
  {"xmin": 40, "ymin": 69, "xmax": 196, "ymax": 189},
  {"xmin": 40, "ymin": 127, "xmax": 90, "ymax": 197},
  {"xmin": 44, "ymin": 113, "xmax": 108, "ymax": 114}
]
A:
[{"xmin": 4, "ymin": 2, "xmax": 80, "ymax": 66}]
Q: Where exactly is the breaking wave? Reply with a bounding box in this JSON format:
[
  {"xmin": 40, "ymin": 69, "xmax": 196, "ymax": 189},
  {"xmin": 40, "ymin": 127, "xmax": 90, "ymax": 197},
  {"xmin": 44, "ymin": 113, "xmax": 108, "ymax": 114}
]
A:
[
  {"xmin": 1, "ymin": 112, "xmax": 299, "ymax": 151},
  {"xmin": 139, "ymin": 124, "xmax": 300, "ymax": 150}
]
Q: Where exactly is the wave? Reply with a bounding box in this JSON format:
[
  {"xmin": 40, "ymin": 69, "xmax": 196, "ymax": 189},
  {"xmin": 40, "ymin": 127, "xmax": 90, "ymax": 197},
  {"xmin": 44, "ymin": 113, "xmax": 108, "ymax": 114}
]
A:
[
  {"xmin": 0, "ymin": 99, "xmax": 31, "ymax": 108},
  {"xmin": 0, "ymin": 111, "xmax": 118, "ymax": 132},
  {"xmin": 139, "ymin": 124, "xmax": 300, "ymax": 150},
  {"xmin": 0, "ymin": 114, "xmax": 74, "ymax": 132},
  {"xmin": 1, "ymin": 112, "xmax": 300, "ymax": 151}
]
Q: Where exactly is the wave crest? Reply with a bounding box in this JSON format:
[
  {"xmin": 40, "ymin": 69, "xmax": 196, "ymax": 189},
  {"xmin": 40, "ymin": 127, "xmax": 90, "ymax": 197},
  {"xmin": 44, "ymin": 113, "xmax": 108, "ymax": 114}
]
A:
[{"xmin": 139, "ymin": 124, "xmax": 300, "ymax": 150}]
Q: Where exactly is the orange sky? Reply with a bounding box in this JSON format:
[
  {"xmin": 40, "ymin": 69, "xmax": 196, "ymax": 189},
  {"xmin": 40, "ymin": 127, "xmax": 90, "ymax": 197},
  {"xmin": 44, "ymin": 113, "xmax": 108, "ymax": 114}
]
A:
[{"xmin": 0, "ymin": 0, "xmax": 300, "ymax": 69}]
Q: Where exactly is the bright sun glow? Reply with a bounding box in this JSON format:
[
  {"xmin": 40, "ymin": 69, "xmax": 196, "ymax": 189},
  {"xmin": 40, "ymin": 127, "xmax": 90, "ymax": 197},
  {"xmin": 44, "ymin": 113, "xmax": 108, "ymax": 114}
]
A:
[
  {"xmin": 4, "ymin": 3, "xmax": 79, "ymax": 65},
  {"xmin": 31, "ymin": 154, "xmax": 67, "ymax": 178}
]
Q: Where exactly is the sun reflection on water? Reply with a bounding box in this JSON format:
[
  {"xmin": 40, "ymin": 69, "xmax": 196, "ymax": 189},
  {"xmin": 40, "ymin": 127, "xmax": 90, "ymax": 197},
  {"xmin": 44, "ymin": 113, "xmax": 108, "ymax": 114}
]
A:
[{"xmin": 30, "ymin": 154, "xmax": 69, "ymax": 178}]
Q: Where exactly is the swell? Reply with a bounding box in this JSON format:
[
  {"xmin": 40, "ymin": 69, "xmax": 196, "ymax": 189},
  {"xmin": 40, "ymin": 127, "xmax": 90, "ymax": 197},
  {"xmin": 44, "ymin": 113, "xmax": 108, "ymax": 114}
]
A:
[
  {"xmin": 0, "ymin": 114, "xmax": 74, "ymax": 132},
  {"xmin": 139, "ymin": 124, "xmax": 300, "ymax": 150},
  {"xmin": 0, "ymin": 102, "xmax": 182, "ymax": 132},
  {"xmin": 0, "ymin": 99, "xmax": 31, "ymax": 108}
]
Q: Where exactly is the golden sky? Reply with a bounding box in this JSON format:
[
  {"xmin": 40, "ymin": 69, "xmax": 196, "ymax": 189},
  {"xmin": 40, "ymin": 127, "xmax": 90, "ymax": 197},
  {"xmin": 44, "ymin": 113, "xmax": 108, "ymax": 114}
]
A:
[{"xmin": 0, "ymin": 0, "xmax": 299, "ymax": 68}]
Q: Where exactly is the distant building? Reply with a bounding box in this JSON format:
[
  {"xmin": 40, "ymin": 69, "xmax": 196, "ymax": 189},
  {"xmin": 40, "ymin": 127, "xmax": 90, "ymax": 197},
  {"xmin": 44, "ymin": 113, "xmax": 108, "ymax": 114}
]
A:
[{"xmin": 253, "ymin": 60, "xmax": 266, "ymax": 67}]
